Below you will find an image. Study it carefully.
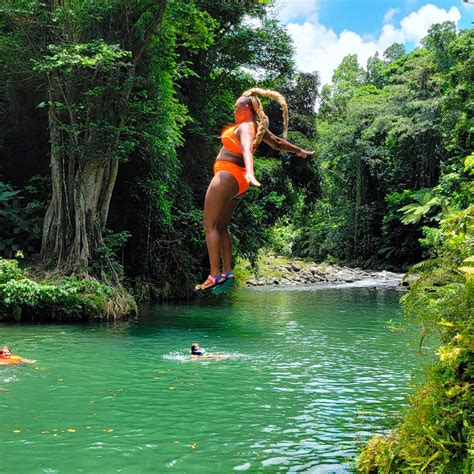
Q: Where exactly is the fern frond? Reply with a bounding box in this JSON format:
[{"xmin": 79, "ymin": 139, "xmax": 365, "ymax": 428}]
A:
[
  {"xmin": 459, "ymin": 256, "xmax": 474, "ymax": 275},
  {"xmin": 409, "ymin": 258, "xmax": 455, "ymax": 274}
]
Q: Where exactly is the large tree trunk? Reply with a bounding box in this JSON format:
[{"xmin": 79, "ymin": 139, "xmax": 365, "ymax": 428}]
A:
[
  {"xmin": 40, "ymin": 72, "xmax": 124, "ymax": 277},
  {"xmin": 41, "ymin": 153, "xmax": 118, "ymax": 273}
]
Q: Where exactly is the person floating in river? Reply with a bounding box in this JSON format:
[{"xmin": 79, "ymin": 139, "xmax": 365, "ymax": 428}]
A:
[
  {"xmin": 190, "ymin": 343, "xmax": 228, "ymax": 360},
  {"xmin": 195, "ymin": 87, "xmax": 314, "ymax": 291},
  {"xmin": 191, "ymin": 343, "xmax": 206, "ymax": 356},
  {"xmin": 0, "ymin": 346, "xmax": 36, "ymax": 365}
]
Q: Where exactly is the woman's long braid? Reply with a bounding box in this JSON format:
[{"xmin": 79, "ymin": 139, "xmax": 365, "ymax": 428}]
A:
[{"xmin": 242, "ymin": 87, "xmax": 289, "ymax": 149}]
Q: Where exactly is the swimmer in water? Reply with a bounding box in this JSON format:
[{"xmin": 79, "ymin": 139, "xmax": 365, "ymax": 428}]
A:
[
  {"xmin": 0, "ymin": 346, "xmax": 36, "ymax": 365},
  {"xmin": 190, "ymin": 343, "xmax": 228, "ymax": 360},
  {"xmin": 191, "ymin": 343, "xmax": 206, "ymax": 356}
]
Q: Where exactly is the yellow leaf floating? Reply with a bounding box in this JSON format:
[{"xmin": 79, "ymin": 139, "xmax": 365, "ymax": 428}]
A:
[
  {"xmin": 190, "ymin": 443, "xmax": 197, "ymax": 449},
  {"xmin": 13, "ymin": 430, "xmax": 21, "ymax": 434},
  {"xmin": 66, "ymin": 429, "xmax": 76, "ymax": 433},
  {"xmin": 42, "ymin": 431, "xmax": 49, "ymax": 434},
  {"xmin": 103, "ymin": 429, "xmax": 114, "ymax": 433},
  {"xmin": 168, "ymin": 387, "xmax": 176, "ymax": 390}
]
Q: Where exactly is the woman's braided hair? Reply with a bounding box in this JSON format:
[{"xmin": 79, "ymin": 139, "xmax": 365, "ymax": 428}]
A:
[{"xmin": 241, "ymin": 87, "xmax": 289, "ymax": 149}]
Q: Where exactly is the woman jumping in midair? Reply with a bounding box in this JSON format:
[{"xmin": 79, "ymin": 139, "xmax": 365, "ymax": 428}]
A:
[{"xmin": 195, "ymin": 88, "xmax": 313, "ymax": 291}]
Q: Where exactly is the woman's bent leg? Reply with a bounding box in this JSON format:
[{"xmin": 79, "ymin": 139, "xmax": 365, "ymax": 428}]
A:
[{"xmin": 203, "ymin": 172, "xmax": 239, "ymax": 277}]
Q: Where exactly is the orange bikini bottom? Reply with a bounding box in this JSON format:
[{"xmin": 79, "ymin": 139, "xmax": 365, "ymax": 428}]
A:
[{"xmin": 214, "ymin": 160, "xmax": 249, "ymax": 196}]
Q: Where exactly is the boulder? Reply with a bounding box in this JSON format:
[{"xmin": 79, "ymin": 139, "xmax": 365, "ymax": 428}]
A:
[{"xmin": 291, "ymin": 262, "xmax": 302, "ymax": 272}]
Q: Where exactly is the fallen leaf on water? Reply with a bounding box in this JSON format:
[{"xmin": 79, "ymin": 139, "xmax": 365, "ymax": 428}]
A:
[
  {"xmin": 103, "ymin": 429, "xmax": 114, "ymax": 433},
  {"xmin": 42, "ymin": 431, "xmax": 49, "ymax": 434},
  {"xmin": 190, "ymin": 443, "xmax": 197, "ymax": 449},
  {"xmin": 13, "ymin": 430, "xmax": 21, "ymax": 434},
  {"xmin": 66, "ymin": 429, "xmax": 76, "ymax": 433},
  {"xmin": 168, "ymin": 387, "xmax": 176, "ymax": 390}
]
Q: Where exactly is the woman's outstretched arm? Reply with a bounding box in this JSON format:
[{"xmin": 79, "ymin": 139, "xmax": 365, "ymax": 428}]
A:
[
  {"xmin": 262, "ymin": 130, "xmax": 314, "ymax": 158},
  {"xmin": 237, "ymin": 122, "xmax": 261, "ymax": 187}
]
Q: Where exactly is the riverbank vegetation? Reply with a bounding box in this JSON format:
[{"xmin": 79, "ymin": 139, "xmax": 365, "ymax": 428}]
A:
[
  {"xmin": 358, "ymin": 154, "xmax": 473, "ymax": 472},
  {"xmin": 0, "ymin": 256, "xmax": 136, "ymax": 322}
]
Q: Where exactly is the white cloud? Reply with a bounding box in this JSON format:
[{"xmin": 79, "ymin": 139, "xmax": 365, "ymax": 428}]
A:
[
  {"xmin": 274, "ymin": 0, "xmax": 319, "ymax": 24},
  {"xmin": 384, "ymin": 8, "xmax": 401, "ymax": 23},
  {"xmin": 398, "ymin": 4, "xmax": 460, "ymax": 43},
  {"xmin": 286, "ymin": 3, "xmax": 461, "ymax": 86}
]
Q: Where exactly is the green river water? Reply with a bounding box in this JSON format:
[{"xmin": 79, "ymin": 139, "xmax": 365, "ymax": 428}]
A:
[{"xmin": 0, "ymin": 285, "xmax": 423, "ymax": 473}]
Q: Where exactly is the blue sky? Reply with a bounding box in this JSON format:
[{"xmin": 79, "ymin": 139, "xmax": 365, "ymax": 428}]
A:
[
  {"xmin": 272, "ymin": 0, "xmax": 473, "ymax": 84},
  {"xmin": 294, "ymin": 0, "xmax": 472, "ymax": 34}
]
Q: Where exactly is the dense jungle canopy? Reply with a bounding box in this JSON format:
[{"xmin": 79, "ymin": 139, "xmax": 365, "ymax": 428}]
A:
[{"xmin": 0, "ymin": 1, "xmax": 471, "ymax": 299}]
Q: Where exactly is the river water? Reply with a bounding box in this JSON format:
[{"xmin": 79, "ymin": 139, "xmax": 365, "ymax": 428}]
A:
[{"xmin": 0, "ymin": 285, "xmax": 422, "ymax": 473}]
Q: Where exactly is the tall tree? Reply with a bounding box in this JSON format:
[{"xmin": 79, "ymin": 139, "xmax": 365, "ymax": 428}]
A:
[
  {"xmin": 39, "ymin": 1, "xmax": 169, "ymax": 275},
  {"xmin": 2, "ymin": 0, "xmax": 169, "ymax": 275}
]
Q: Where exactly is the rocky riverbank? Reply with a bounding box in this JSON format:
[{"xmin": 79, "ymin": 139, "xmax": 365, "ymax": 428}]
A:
[{"xmin": 242, "ymin": 256, "xmax": 404, "ymax": 288}]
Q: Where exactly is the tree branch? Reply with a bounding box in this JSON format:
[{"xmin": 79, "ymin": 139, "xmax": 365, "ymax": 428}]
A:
[{"xmin": 132, "ymin": 0, "xmax": 167, "ymax": 66}]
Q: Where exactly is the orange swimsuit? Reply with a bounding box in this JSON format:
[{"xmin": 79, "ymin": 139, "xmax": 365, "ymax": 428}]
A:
[
  {"xmin": 0, "ymin": 356, "xmax": 23, "ymax": 365},
  {"xmin": 221, "ymin": 124, "xmax": 245, "ymax": 154},
  {"xmin": 215, "ymin": 123, "xmax": 256, "ymax": 196}
]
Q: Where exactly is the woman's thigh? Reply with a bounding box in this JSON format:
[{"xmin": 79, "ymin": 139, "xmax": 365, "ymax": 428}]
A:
[
  {"xmin": 219, "ymin": 197, "xmax": 242, "ymax": 231},
  {"xmin": 204, "ymin": 171, "xmax": 239, "ymax": 227}
]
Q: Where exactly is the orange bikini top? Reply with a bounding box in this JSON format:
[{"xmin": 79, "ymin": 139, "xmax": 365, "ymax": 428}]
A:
[{"xmin": 220, "ymin": 123, "xmax": 257, "ymax": 154}]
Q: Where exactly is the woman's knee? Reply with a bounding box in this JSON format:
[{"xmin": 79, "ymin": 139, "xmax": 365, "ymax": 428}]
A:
[{"xmin": 205, "ymin": 221, "xmax": 221, "ymax": 233}]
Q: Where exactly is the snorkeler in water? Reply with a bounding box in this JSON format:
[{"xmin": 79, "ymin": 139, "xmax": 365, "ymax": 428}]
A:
[{"xmin": 0, "ymin": 346, "xmax": 36, "ymax": 365}]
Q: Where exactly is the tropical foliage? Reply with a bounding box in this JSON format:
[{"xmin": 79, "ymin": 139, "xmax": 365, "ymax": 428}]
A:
[
  {"xmin": 295, "ymin": 25, "xmax": 472, "ymax": 270},
  {"xmin": 358, "ymin": 154, "xmax": 473, "ymax": 472}
]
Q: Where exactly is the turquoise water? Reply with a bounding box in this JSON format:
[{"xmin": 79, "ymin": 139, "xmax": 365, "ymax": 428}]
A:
[{"xmin": 0, "ymin": 286, "xmax": 422, "ymax": 473}]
